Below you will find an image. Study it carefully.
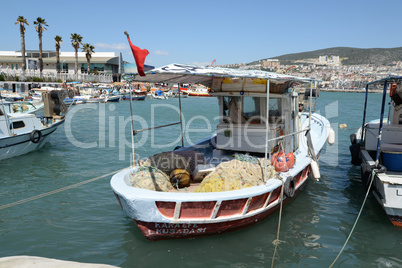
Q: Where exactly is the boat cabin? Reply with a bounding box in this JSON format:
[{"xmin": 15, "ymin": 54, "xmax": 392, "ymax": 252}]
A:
[
  {"xmin": 210, "ymin": 78, "xmax": 298, "ymax": 155},
  {"xmin": 359, "ymin": 77, "xmax": 402, "ymax": 172}
]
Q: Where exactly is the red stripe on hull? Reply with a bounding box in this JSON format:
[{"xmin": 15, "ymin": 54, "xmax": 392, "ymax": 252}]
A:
[
  {"xmin": 389, "ymin": 216, "xmax": 402, "ymax": 227},
  {"xmin": 136, "ymin": 181, "xmax": 309, "ymax": 240}
]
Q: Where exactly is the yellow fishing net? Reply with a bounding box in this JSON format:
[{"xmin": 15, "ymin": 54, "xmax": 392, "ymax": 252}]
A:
[
  {"xmin": 130, "ymin": 166, "xmax": 174, "ymax": 192},
  {"xmin": 195, "ymin": 156, "xmax": 277, "ymax": 193}
]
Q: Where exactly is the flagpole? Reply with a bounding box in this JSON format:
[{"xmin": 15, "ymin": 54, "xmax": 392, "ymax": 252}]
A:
[{"xmin": 128, "ymin": 77, "xmax": 136, "ymax": 167}]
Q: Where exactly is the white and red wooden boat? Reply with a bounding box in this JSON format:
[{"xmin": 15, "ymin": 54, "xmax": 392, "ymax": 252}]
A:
[
  {"xmin": 186, "ymin": 84, "xmax": 212, "ymax": 97},
  {"xmin": 111, "ymin": 64, "xmax": 334, "ymax": 240}
]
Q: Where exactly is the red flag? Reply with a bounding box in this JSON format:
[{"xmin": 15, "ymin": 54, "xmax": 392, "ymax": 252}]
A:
[{"xmin": 126, "ymin": 34, "xmax": 149, "ymax": 76}]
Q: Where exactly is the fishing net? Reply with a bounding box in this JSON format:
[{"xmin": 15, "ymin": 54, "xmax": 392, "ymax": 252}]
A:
[
  {"xmin": 172, "ymin": 150, "xmax": 206, "ymax": 173},
  {"xmin": 141, "ymin": 152, "xmax": 191, "ymax": 175},
  {"xmin": 130, "ymin": 166, "xmax": 174, "ymax": 192},
  {"xmin": 195, "ymin": 155, "xmax": 277, "ymax": 193}
]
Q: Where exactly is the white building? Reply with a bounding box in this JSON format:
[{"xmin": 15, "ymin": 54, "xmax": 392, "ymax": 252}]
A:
[{"xmin": 0, "ymin": 50, "xmax": 124, "ymax": 82}]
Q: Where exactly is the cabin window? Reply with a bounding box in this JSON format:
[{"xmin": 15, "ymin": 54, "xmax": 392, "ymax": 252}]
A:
[
  {"xmin": 268, "ymin": 98, "xmax": 282, "ymax": 124},
  {"xmin": 242, "ymin": 97, "xmax": 261, "ymax": 121},
  {"xmin": 10, "ymin": 121, "xmax": 25, "ymax": 129}
]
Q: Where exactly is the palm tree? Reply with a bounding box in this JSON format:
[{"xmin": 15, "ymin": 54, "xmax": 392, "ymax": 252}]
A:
[
  {"xmin": 15, "ymin": 16, "xmax": 29, "ymax": 76},
  {"xmin": 70, "ymin": 33, "xmax": 83, "ymax": 75},
  {"xmin": 34, "ymin": 17, "xmax": 48, "ymax": 78},
  {"xmin": 82, "ymin": 43, "xmax": 95, "ymax": 74},
  {"xmin": 55, "ymin": 35, "xmax": 63, "ymax": 73}
]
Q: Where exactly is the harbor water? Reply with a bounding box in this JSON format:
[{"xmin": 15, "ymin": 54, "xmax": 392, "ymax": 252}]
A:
[{"xmin": 1, "ymin": 92, "xmax": 401, "ymax": 267}]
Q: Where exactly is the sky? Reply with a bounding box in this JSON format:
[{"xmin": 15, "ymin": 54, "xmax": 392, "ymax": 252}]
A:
[{"xmin": 2, "ymin": 0, "xmax": 402, "ymax": 68}]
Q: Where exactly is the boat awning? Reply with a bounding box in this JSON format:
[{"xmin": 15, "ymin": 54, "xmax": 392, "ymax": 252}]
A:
[
  {"xmin": 367, "ymin": 76, "xmax": 402, "ymax": 86},
  {"xmin": 129, "ymin": 63, "xmax": 315, "ymax": 87}
]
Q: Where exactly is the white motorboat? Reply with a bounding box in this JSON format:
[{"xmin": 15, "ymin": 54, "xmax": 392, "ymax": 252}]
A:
[
  {"xmin": 0, "ymin": 90, "xmax": 68, "ymax": 160},
  {"xmin": 0, "ymin": 100, "xmax": 44, "ymax": 115},
  {"xmin": 350, "ymin": 76, "xmax": 402, "ymax": 227},
  {"xmin": 110, "ymin": 64, "xmax": 334, "ymax": 240},
  {"xmin": 149, "ymin": 89, "xmax": 168, "ymax": 99}
]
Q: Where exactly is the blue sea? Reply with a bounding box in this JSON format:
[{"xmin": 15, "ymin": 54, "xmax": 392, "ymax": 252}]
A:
[{"xmin": 1, "ymin": 92, "xmax": 401, "ymax": 267}]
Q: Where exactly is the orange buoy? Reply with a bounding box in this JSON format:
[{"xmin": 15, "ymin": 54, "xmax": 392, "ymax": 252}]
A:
[
  {"xmin": 170, "ymin": 169, "xmax": 191, "ymax": 188},
  {"xmin": 271, "ymin": 151, "xmax": 295, "ymax": 172}
]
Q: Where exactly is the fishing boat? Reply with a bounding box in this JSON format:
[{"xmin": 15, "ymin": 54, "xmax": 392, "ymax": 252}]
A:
[
  {"xmin": 122, "ymin": 94, "xmax": 146, "ymax": 101},
  {"xmin": 350, "ymin": 76, "xmax": 402, "ymax": 227},
  {"xmin": 166, "ymin": 88, "xmax": 188, "ymax": 98},
  {"xmin": 64, "ymin": 96, "xmax": 87, "ymax": 105},
  {"xmin": 149, "ymin": 89, "xmax": 168, "ymax": 100},
  {"xmin": 106, "ymin": 95, "xmax": 122, "ymax": 102},
  {"xmin": 84, "ymin": 95, "xmax": 108, "ymax": 103},
  {"xmin": 0, "ymin": 90, "xmax": 67, "ymax": 160},
  {"xmin": 110, "ymin": 64, "xmax": 334, "ymax": 240},
  {"xmin": 0, "ymin": 100, "xmax": 45, "ymax": 115},
  {"xmin": 186, "ymin": 84, "xmax": 212, "ymax": 97}
]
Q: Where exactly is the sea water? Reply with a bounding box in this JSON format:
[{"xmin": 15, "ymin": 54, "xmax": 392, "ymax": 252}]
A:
[{"xmin": 1, "ymin": 92, "xmax": 401, "ymax": 267}]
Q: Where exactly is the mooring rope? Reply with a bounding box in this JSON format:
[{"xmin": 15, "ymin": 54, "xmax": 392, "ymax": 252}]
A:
[
  {"xmin": 271, "ymin": 177, "xmax": 285, "ymax": 268},
  {"xmin": 0, "ymin": 168, "xmax": 127, "ymax": 210},
  {"xmin": 329, "ymin": 169, "xmax": 375, "ymax": 267}
]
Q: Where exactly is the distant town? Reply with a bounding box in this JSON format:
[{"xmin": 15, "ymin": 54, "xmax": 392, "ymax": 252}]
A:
[{"xmin": 217, "ymin": 55, "xmax": 402, "ymax": 91}]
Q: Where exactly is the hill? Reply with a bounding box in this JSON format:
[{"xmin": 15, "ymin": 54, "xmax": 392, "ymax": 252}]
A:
[{"xmin": 256, "ymin": 47, "xmax": 402, "ymax": 65}]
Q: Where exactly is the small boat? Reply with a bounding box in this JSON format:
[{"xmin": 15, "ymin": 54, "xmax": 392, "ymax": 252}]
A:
[
  {"xmin": 64, "ymin": 96, "xmax": 87, "ymax": 105},
  {"xmin": 106, "ymin": 95, "xmax": 122, "ymax": 102},
  {"xmin": 122, "ymin": 94, "xmax": 146, "ymax": 101},
  {"xmin": 84, "ymin": 95, "xmax": 108, "ymax": 103},
  {"xmin": 0, "ymin": 100, "xmax": 45, "ymax": 115},
  {"xmin": 166, "ymin": 88, "xmax": 188, "ymax": 98},
  {"xmin": 350, "ymin": 76, "xmax": 402, "ymax": 227},
  {"xmin": 111, "ymin": 63, "xmax": 334, "ymax": 240},
  {"xmin": 0, "ymin": 91, "xmax": 25, "ymax": 101},
  {"xmin": 0, "ymin": 90, "xmax": 67, "ymax": 160},
  {"xmin": 150, "ymin": 89, "xmax": 168, "ymax": 100},
  {"xmin": 186, "ymin": 84, "xmax": 212, "ymax": 97}
]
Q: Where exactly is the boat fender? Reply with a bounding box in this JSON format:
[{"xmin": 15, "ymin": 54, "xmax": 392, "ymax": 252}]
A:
[
  {"xmin": 349, "ymin": 143, "xmax": 362, "ymax": 165},
  {"xmin": 350, "ymin": 133, "xmax": 357, "ymax": 145},
  {"xmin": 361, "ymin": 163, "xmax": 374, "ymax": 191},
  {"xmin": 284, "ymin": 176, "xmax": 295, "ymax": 198},
  {"xmin": 30, "ymin": 130, "xmax": 42, "ymax": 144},
  {"xmin": 375, "ymin": 164, "xmax": 387, "ymax": 174},
  {"xmin": 327, "ymin": 127, "xmax": 335, "ymax": 146},
  {"xmin": 310, "ymin": 160, "xmax": 320, "ymax": 180}
]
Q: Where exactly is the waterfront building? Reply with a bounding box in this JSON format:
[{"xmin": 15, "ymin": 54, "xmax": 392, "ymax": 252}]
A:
[{"xmin": 0, "ymin": 50, "xmax": 124, "ymax": 82}]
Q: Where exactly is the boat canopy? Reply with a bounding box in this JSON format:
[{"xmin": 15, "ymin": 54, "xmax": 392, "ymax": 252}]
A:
[
  {"xmin": 367, "ymin": 76, "xmax": 402, "ymax": 86},
  {"xmin": 130, "ymin": 63, "xmax": 315, "ymax": 87}
]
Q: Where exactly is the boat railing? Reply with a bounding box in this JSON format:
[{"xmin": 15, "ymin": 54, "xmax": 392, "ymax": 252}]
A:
[{"xmin": 265, "ymin": 127, "xmax": 311, "ymax": 143}]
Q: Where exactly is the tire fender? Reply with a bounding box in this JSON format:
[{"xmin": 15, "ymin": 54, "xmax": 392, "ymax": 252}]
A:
[
  {"xmin": 284, "ymin": 176, "xmax": 295, "ymax": 198},
  {"xmin": 30, "ymin": 130, "xmax": 42, "ymax": 144}
]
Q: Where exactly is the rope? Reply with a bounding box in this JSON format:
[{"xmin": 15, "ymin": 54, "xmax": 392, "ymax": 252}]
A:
[
  {"xmin": 329, "ymin": 169, "xmax": 376, "ymax": 267},
  {"xmin": 0, "ymin": 167, "xmax": 127, "ymax": 210},
  {"xmin": 271, "ymin": 141, "xmax": 287, "ymax": 268},
  {"xmin": 271, "ymin": 177, "xmax": 285, "ymax": 268}
]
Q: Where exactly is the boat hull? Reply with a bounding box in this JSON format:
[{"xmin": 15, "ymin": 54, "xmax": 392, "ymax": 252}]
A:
[
  {"xmin": 0, "ymin": 120, "xmax": 63, "ymax": 160},
  {"xmin": 187, "ymin": 92, "xmax": 212, "ymax": 97},
  {"xmin": 122, "ymin": 95, "xmax": 146, "ymax": 101},
  {"xmin": 359, "ymin": 148, "xmax": 402, "ymax": 227},
  {"xmin": 112, "ymin": 165, "xmax": 310, "ymax": 240}
]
